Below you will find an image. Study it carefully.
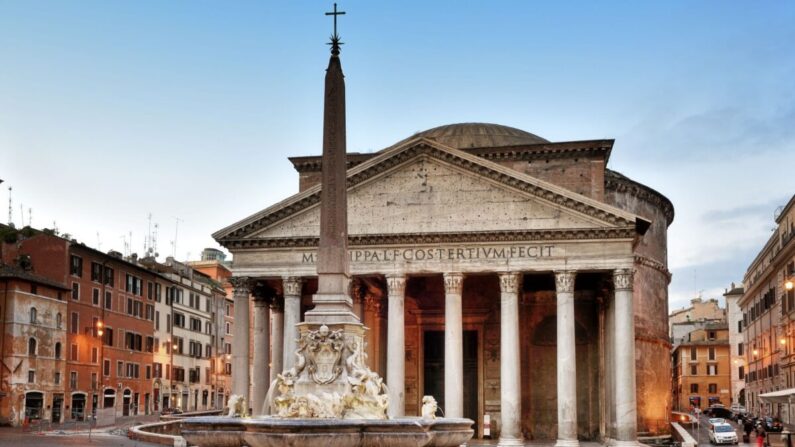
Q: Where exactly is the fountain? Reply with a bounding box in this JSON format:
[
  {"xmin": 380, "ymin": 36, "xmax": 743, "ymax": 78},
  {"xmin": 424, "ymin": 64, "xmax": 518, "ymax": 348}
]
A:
[{"xmin": 180, "ymin": 4, "xmax": 474, "ymax": 446}]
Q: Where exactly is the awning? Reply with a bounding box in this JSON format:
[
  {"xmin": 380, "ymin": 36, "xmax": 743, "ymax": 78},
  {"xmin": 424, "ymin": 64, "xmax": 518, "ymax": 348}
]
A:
[{"xmin": 759, "ymin": 388, "xmax": 795, "ymax": 404}]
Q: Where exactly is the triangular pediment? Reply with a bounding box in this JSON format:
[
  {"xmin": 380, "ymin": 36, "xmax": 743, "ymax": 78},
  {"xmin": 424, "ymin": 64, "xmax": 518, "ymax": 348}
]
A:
[{"xmin": 214, "ymin": 138, "xmax": 648, "ymax": 247}]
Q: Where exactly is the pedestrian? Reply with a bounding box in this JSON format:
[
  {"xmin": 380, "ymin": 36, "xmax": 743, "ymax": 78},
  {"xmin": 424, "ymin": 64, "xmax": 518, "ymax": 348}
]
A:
[
  {"xmin": 757, "ymin": 423, "xmax": 766, "ymax": 447},
  {"xmin": 744, "ymin": 418, "xmax": 754, "ymax": 443}
]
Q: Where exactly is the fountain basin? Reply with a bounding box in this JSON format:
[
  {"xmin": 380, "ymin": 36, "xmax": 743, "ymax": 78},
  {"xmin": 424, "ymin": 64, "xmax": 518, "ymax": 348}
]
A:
[{"xmin": 180, "ymin": 416, "xmax": 474, "ymax": 447}]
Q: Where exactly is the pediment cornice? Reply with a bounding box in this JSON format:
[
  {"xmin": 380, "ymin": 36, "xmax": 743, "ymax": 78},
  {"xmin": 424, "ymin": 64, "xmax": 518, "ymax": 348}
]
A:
[
  {"xmin": 222, "ymin": 227, "xmax": 636, "ymax": 250},
  {"xmin": 214, "ymin": 138, "xmax": 647, "ymax": 244}
]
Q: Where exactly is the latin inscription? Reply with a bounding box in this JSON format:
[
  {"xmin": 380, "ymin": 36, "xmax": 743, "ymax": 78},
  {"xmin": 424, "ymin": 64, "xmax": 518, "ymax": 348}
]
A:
[{"xmin": 301, "ymin": 245, "xmax": 555, "ymax": 264}]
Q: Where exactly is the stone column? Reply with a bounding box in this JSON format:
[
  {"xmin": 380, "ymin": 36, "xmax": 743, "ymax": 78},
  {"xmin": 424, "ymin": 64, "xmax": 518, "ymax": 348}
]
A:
[
  {"xmin": 351, "ymin": 278, "xmax": 365, "ymax": 322},
  {"xmin": 363, "ymin": 294, "xmax": 383, "ymax": 375},
  {"xmin": 555, "ymin": 270, "xmax": 579, "ymax": 447},
  {"xmin": 443, "ymin": 272, "xmax": 464, "ymax": 418},
  {"xmin": 614, "ymin": 268, "xmax": 638, "ymax": 446},
  {"xmin": 499, "ymin": 272, "xmax": 523, "ymax": 446},
  {"xmin": 270, "ymin": 297, "xmax": 284, "ymax": 383},
  {"xmin": 282, "ymin": 277, "xmax": 303, "ymax": 372},
  {"xmin": 252, "ymin": 297, "xmax": 271, "ymax": 415},
  {"xmin": 386, "ymin": 273, "xmax": 407, "ymax": 418},
  {"xmin": 230, "ymin": 276, "xmax": 251, "ymax": 402}
]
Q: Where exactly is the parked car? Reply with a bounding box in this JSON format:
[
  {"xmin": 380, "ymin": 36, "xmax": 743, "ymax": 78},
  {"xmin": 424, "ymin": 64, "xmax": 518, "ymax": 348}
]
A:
[
  {"xmin": 709, "ymin": 422, "xmax": 739, "ymax": 445},
  {"xmin": 707, "ymin": 407, "xmax": 734, "ymax": 419},
  {"xmin": 763, "ymin": 417, "xmax": 784, "ymax": 432}
]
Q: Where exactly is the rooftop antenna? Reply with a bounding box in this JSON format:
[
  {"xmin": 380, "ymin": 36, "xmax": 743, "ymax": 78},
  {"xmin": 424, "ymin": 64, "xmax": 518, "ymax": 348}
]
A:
[
  {"xmin": 19, "ymin": 204, "xmax": 23, "ymax": 227},
  {"xmin": 172, "ymin": 217, "xmax": 183, "ymax": 258},
  {"xmin": 7, "ymin": 186, "xmax": 12, "ymax": 225},
  {"xmin": 145, "ymin": 212, "xmax": 153, "ymax": 256},
  {"xmin": 28, "ymin": 207, "xmax": 32, "ymax": 227},
  {"xmin": 120, "ymin": 235, "xmax": 129, "ymax": 256},
  {"xmin": 152, "ymin": 222, "xmax": 159, "ymax": 258},
  {"xmin": 52, "ymin": 220, "xmax": 58, "ymax": 235},
  {"xmin": 97, "ymin": 231, "xmax": 102, "ymax": 251}
]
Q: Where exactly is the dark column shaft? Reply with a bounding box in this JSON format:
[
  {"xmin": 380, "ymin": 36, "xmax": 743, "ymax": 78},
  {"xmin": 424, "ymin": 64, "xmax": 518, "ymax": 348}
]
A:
[
  {"xmin": 306, "ymin": 52, "xmax": 357, "ymax": 324},
  {"xmin": 317, "ymin": 54, "xmax": 349, "ymax": 295}
]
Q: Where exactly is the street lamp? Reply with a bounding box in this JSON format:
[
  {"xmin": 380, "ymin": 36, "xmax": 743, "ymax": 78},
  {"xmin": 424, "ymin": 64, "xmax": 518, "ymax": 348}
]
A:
[
  {"xmin": 170, "ymin": 339, "xmax": 177, "ymax": 411},
  {"xmin": 786, "ymin": 280, "xmax": 794, "ymax": 291}
]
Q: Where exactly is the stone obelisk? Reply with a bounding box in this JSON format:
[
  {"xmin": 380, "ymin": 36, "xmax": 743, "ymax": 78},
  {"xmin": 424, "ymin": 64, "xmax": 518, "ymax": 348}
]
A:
[{"xmin": 303, "ymin": 13, "xmax": 358, "ymax": 325}]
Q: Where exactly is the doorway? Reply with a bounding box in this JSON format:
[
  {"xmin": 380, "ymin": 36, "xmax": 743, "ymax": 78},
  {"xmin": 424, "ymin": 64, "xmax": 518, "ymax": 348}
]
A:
[
  {"xmin": 71, "ymin": 394, "xmax": 86, "ymax": 420},
  {"xmin": 52, "ymin": 394, "xmax": 63, "ymax": 423},
  {"xmin": 122, "ymin": 390, "xmax": 131, "ymax": 416},
  {"xmin": 423, "ymin": 330, "xmax": 479, "ymax": 432},
  {"xmin": 25, "ymin": 392, "xmax": 44, "ymax": 421},
  {"xmin": 103, "ymin": 389, "xmax": 115, "ymax": 409}
]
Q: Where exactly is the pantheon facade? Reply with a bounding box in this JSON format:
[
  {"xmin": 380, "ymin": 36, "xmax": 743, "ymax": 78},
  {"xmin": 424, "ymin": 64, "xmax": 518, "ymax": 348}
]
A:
[{"xmin": 214, "ymin": 123, "xmax": 674, "ymax": 443}]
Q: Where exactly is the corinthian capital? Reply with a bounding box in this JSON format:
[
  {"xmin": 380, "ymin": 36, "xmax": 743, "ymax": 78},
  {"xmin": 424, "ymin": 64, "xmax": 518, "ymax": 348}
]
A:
[
  {"xmin": 229, "ymin": 276, "xmax": 251, "ymax": 297},
  {"xmin": 443, "ymin": 272, "xmax": 464, "ymax": 295},
  {"xmin": 499, "ymin": 272, "xmax": 521, "ymax": 294},
  {"xmin": 386, "ymin": 274, "xmax": 406, "ymax": 297},
  {"xmin": 282, "ymin": 276, "xmax": 303, "ymax": 297},
  {"xmin": 613, "ymin": 268, "xmax": 634, "ymax": 291},
  {"xmin": 554, "ymin": 270, "xmax": 576, "ymax": 294}
]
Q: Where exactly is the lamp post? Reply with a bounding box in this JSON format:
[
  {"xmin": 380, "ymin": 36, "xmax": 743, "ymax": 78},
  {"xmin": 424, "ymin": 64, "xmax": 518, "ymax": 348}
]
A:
[{"xmin": 171, "ymin": 339, "xmax": 177, "ymax": 410}]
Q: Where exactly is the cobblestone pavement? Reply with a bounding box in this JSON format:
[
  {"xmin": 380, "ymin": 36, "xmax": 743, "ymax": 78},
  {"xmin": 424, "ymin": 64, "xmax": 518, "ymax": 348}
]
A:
[{"xmin": 0, "ymin": 427, "xmax": 160, "ymax": 446}]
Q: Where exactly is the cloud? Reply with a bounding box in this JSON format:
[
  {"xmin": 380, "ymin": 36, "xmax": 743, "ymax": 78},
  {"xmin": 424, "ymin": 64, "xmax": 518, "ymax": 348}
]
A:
[
  {"xmin": 668, "ymin": 252, "xmax": 755, "ymax": 310},
  {"xmin": 618, "ymin": 101, "xmax": 795, "ymax": 166},
  {"xmin": 701, "ymin": 196, "xmax": 791, "ymax": 223}
]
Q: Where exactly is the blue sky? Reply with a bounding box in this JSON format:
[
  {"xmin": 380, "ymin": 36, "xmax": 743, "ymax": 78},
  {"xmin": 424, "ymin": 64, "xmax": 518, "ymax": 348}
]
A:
[{"xmin": 2, "ymin": 1, "xmax": 794, "ymax": 310}]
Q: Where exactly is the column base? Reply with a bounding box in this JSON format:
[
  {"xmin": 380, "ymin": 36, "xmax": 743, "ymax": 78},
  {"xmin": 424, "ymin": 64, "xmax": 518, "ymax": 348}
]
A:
[
  {"xmin": 497, "ymin": 436, "xmax": 525, "ymax": 446},
  {"xmin": 554, "ymin": 439, "xmax": 580, "ymax": 447}
]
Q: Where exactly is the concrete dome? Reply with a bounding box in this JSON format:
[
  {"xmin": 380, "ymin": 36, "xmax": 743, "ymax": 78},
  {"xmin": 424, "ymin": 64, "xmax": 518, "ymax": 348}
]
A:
[{"xmin": 408, "ymin": 123, "xmax": 549, "ymax": 149}]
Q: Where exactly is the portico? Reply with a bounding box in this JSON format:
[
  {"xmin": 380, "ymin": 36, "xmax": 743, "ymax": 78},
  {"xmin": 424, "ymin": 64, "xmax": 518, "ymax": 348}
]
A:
[
  {"xmin": 225, "ymin": 237, "xmax": 640, "ymax": 443},
  {"xmin": 214, "ymin": 122, "xmax": 671, "ymax": 445}
]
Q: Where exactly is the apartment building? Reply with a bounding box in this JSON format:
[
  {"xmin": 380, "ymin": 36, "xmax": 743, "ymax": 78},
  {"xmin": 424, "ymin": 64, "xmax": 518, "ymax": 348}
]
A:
[
  {"xmin": 724, "ymin": 284, "xmax": 746, "ymax": 406},
  {"xmin": 145, "ymin": 257, "xmax": 224, "ymax": 412},
  {"xmin": 672, "ymin": 324, "xmax": 731, "ymax": 411},
  {"xmin": 0, "ymin": 260, "xmax": 69, "ymax": 425},
  {"xmin": 0, "ymin": 224, "xmax": 234, "ymax": 425},
  {"xmin": 739, "ymin": 194, "xmax": 795, "ymax": 420},
  {"xmin": 188, "ymin": 248, "xmax": 233, "ymax": 407}
]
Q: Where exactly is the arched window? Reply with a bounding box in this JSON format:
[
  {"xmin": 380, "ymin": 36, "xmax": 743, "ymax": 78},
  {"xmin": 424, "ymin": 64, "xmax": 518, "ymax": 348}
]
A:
[
  {"xmin": 55, "ymin": 342, "xmax": 62, "ymax": 359},
  {"xmin": 28, "ymin": 338, "xmax": 37, "ymax": 356},
  {"xmin": 56, "ymin": 313, "xmax": 62, "ymax": 329},
  {"xmin": 30, "ymin": 307, "xmax": 37, "ymax": 324}
]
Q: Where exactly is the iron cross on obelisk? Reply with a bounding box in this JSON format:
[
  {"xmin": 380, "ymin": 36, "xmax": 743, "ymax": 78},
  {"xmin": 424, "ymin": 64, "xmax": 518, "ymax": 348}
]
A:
[{"xmin": 325, "ymin": 3, "xmax": 346, "ymax": 54}]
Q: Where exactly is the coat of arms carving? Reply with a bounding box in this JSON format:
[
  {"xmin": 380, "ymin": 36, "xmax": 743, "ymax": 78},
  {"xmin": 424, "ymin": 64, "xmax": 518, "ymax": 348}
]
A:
[{"xmin": 306, "ymin": 325, "xmax": 344, "ymax": 384}]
